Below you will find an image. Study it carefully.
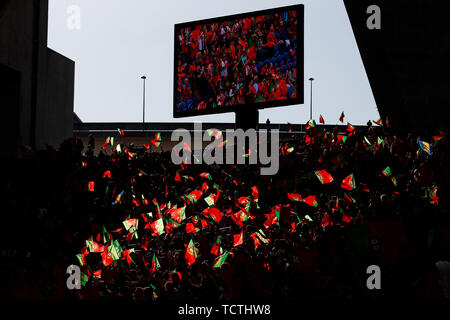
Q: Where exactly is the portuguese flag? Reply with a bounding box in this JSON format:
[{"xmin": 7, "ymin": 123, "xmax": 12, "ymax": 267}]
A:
[
  {"xmin": 199, "ymin": 172, "xmax": 212, "ymax": 180},
  {"xmin": 302, "ymin": 195, "xmax": 318, "ymax": 207},
  {"xmin": 150, "ymin": 132, "xmax": 162, "ymax": 148},
  {"xmin": 341, "ymin": 173, "xmax": 356, "ymax": 191},
  {"xmin": 287, "ymin": 193, "xmax": 303, "ymax": 202},
  {"xmin": 382, "ymin": 166, "xmax": 392, "ymax": 177},
  {"xmin": 319, "ymin": 114, "xmax": 325, "ymax": 124},
  {"xmin": 233, "ymin": 230, "xmax": 244, "ymax": 247},
  {"xmin": 203, "ymin": 207, "xmax": 223, "ymax": 223},
  {"xmin": 150, "ymin": 218, "xmax": 165, "ymax": 236},
  {"xmin": 210, "ymin": 236, "xmax": 222, "ymax": 256},
  {"xmin": 314, "ymin": 170, "xmax": 334, "ymax": 184},
  {"xmin": 151, "ymin": 253, "xmax": 160, "ymax": 272},
  {"xmin": 213, "ymin": 251, "xmax": 229, "ymax": 268},
  {"xmin": 185, "ymin": 239, "xmax": 198, "ymax": 267}
]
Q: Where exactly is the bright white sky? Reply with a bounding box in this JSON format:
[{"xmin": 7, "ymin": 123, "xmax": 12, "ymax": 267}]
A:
[{"xmin": 48, "ymin": 0, "xmax": 379, "ymax": 125}]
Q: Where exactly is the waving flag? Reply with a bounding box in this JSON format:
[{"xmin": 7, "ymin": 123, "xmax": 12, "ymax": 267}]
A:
[
  {"xmin": 314, "ymin": 170, "xmax": 334, "ymax": 184},
  {"xmin": 151, "ymin": 253, "xmax": 160, "ymax": 272},
  {"xmin": 150, "ymin": 133, "xmax": 162, "ymax": 148},
  {"xmin": 302, "ymin": 195, "xmax": 318, "ymax": 207},
  {"xmin": 250, "ymin": 229, "xmax": 269, "ymax": 250},
  {"xmin": 170, "ymin": 206, "xmax": 186, "ymax": 223},
  {"xmin": 101, "ymin": 249, "xmax": 115, "ymax": 267},
  {"xmin": 233, "ymin": 230, "xmax": 244, "ymax": 247},
  {"xmin": 199, "ymin": 172, "xmax": 212, "ymax": 180},
  {"xmin": 341, "ymin": 173, "xmax": 356, "ymax": 191},
  {"xmin": 210, "ymin": 236, "xmax": 222, "ymax": 256},
  {"xmin": 382, "ymin": 166, "xmax": 392, "ymax": 177},
  {"xmin": 213, "ymin": 251, "xmax": 229, "ymax": 268},
  {"xmin": 319, "ymin": 114, "xmax": 325, "ymax": 124},
  {"xmin": 203, "ymin": 207, "xmax": 223, "ymax": 223},
  {"xmin": 150, "ymin": 218, "xmax": 165, "ymax": 236},
  {"xmin": 346, "ymin": 123, "xmax": 355, "ymax": 133},
  {"xmin": 418, "ymin": 140, "xmax": 432, "ymax": 155},
  {"xmin": 185, "ymin": 239, "xmax": 198, "ymax": 267},
  {"xmin": 186, "ymin": 223, "xmax": 200, "ymax": 234},
  {"xmin": 287, "ymin": 193, "xmax": 303, "ymax": 201},
  {"xmin": 122, "ymin": 249, "xmax": 135, "ymax": 265},
  {"xmin": 86, "ymin": 240, "xmax": 105, "ymax": 253}
]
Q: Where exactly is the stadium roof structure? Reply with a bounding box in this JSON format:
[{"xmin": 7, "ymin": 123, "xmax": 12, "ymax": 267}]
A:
[{"xmin": 344, "ymin": 0, "xmax": 450, "ymax": 134}]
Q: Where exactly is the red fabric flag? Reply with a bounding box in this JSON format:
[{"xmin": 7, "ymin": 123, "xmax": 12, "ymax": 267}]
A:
[
  {"xmin": 233, "ymin": 230, "xmax": 244, "ymax": 247},
  {"xmin": 303, "ymin": 195, "xmax": 318, "ymax": 207},
  {"xmin": 321, "ymin": 213, "xmax": 333, "ymax": 228},
  {"xmin": 287, "ymin": 193, "xmax": 303, "ymax": 201},
  {"xmin": 342, "ymin": 212, "xmax": 352, "ymax": 223},
  {"xmin": 314, "ymin": 170, "xmax": 334, "ymax": 184},
  {"xmin": 341, "ymin": 173, "xmax": 356, "ymax": 191},
  {"xmin": 203, "ymin": 207, "xmax": 223, "ymax": 223},
  {"xmin": 185, "ymin": 240, "xmax": 198, "ymax": 267},
  {"xmin": 251, "ymin": 186, "xmax": 259, "ymax": 200},
  {"xmin": 101, "ymin": 250, "xmax": 114, "ymax": 267},
  {"xmin": 319, "ymin": 115, "xmax": 325, "ymax": 124},
  {"xmin": 186, "ymin": 223, "xmax": 200, "ymax": 234},
  {"xmin": 339, "ymin": 112, "xmax": 345, "ymax": 123},
  {"xmin": 88, "ymin": 181, "xmax": 95, "ymax": 192}
]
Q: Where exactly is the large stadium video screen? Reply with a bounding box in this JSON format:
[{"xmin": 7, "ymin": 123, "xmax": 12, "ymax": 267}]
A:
[{"xmin": 173, "ymin": 5, "xmax": 304, "ymax": 118}]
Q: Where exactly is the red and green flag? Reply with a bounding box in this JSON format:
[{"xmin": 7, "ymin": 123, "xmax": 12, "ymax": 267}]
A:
[
  {"xmin": 382, "ymin": 166, "xmax": 392, "ymax": 177},
  {"xmin": 150, "ymin": 218, "xmax": 165, "ymax": 236},
  {"xmin": 233, "ymin": 230, "xmax": 244, "ymax": 247},
  {"xmin": 86, "ymin": 239, "xmax": 105, "ymax": 253},
  {"xmin": 314, "ymin": 170, "xmax": 334, "ymax": 184},
  {"xmin": 341, "ymin": 173, "xmax": 356, "ymax": 191},
  {"xmin": 213, "ymin": 251, "xmax": 229, "ymax": 268},
  {"xmin": 203, "ymin": 207, "xmax": 223, "ymax": 224},
  {"xmin": 185, "ymin": 239, "xmax": 198, "ymax": 267},
  {"xmin": 186, "ymin": 223, "xmax": 200, "ymax": 234},
  {"xmin": 319, "ymin": 114, "xmax": 325, "ymax": 124},
  {"xmin": 210, "ymin": 236, "xmax": 222, "ymax": 256},
  {"xmin": 150, "ymin": 133, "xmax": 162, "ymax": 148},
  {"xmin": 302, "ymin": 195, "xmax": 318, "ymax": 207},
  {"xmin": 199, "ymin": 172, "xmax": 212, "ymax": 180},
  {"xmin": 151, "ymin": 253, "xmax": 160, "ymax": 272},
  {"xmin": 287, "ymin": 193, "xmax": 302, "ymax": 202}
]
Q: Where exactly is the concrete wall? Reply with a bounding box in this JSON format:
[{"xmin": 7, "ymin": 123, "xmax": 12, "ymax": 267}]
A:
[
  {"xmin": 0, "ymin": 0, "xmax": 75, "ymax": 156},
  {"xmin": 35, "ymin": 49, "xmax": 75, "ymax": 149},
  {"xmin": 0, "ymin": 0, "xmax": 35, "ymax": 151}
]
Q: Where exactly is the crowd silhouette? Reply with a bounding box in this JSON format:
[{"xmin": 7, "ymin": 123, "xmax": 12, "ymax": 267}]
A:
[{"xmin": 2, "ymin": 118, "xmax": 450, "ymax": 301}]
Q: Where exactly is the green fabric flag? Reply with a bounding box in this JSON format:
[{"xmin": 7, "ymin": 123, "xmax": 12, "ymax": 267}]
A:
[
  {"xmin": 382, "ymin": 166, "xmax": 392, "ymax": 177},
  {"xmin": 213, "ymin": 251, "xmax": 229, "ymax": 268}
]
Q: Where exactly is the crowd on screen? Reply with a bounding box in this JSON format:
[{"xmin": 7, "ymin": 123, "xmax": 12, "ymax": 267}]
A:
[
  {"xmin": 2, "ymin": 118, "xmax": 450, "ymax": 301},
  {"xmin": 175, "ymin": 11, "xmax": 298, "ymax": 113}
]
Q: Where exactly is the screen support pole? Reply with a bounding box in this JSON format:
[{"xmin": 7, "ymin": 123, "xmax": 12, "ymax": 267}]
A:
[{"xmin": 235, "ymin": 108, "xmax": 259, "ymax": 130}]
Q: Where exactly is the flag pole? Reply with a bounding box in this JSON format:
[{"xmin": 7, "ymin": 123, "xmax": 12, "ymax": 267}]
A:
[
  {"xmin": 309, "ymin": 77, "xmax": 314, "ymax": 120},
  {"xmin": 141, "ymin": 75, "xmax": 147, "ymax": 134}
]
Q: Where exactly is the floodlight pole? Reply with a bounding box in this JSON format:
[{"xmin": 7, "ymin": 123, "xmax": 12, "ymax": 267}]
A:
[
  {"xmin": 141, "ymin": 75, "xmax": 147, "ymax": 133},
  {"xmin": 309, "ymin": 77, "xmax": 314, "ymax": 120}
]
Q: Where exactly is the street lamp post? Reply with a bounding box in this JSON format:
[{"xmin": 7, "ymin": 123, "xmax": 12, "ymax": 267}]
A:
[
  {"xmin": 309, "ymin": 77, "xmax": 314, "ymax": 120},
  {"xmin": 141, "ymin": 76, "xmax": 146, "ymax": 133}
]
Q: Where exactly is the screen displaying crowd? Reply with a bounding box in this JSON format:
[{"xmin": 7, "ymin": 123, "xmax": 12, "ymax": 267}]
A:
[{"xmin": 175, "ymin": 9, "xmax": 299, "ymax": 115}]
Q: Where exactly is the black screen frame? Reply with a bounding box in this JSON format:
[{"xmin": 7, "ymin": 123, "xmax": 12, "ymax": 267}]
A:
[{"xmin": 173, "ymin": 4, "xmax": 304, "ymax": 118}]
